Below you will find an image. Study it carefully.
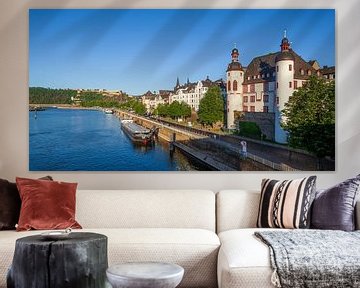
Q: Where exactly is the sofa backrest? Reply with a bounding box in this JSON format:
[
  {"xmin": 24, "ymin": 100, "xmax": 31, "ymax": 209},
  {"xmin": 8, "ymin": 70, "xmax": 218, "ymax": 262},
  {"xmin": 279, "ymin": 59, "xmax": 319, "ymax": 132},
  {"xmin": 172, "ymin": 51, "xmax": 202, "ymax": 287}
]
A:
[
  {"xmin": 76, "ymin": 190, "xmax": 216, "ymax": 231},
  {"xmin": 217, "ymin": 190, "xmax": 360, "ymax": 233},
  {"xmin": 216, "ymin": 190, "xmax": 260, "ymax": 233}
]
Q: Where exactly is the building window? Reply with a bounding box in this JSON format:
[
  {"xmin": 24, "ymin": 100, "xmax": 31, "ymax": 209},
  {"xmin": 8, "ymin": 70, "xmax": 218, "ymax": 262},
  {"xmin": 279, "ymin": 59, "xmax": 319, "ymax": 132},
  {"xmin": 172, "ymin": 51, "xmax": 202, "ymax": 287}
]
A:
[
  {"xmin": 227, "ymin": 72, "xmax": 230, "ymax": 76},
  {"xmin": 243, "ymin": 96, "xmax": 248, "ymax": 103},
  {"xmin": 289, "ymin": 81, "xmax": 292, "ymax": 88},
  {"xmin": 263, "ymin": 106, "xmax": 269, "ymax": 113},
  {"xmin": 276, "ymin": 65, "xmax": 279, "ymax": 72},
  {"xmin": 264, "ymin": 82, "xmax": 269, "ymax": 92},
  {"xmin": 243, "ymin": 106, "xmax": 248, "ymax": 112},
  {"xmin": 243, "ymin": 85, "xmax": 248, "ymax": 93},
  {"xmin": 273, "ymin": 72, "xmax": 276, "ymax": 77},
  {"xmin": 308, "ymin": 70, "xmax": 312, "ymax": 76},
  {"xmin": 289, "ymin": 64, "xmax": 292, "ymax": 71},
  {"xmin": 240, "ymin": 72, "xmax": 243, "ymax": 77},
  {"xmin": 276, "ymin": 97, "xmax": 279, "ymax": 105},
  {"xmin": 276, "ymin": 82, "xmax": 279, "ymax": 89},
  {"xmin": 263, "ymin": 95, "xmax": 269, "ymax": 102},
  {"xmin": 233, "ymin": 80, "xmax": 238, "ymax": 91},
  {"xmin": 250, "ymin": 106, "xmax": 255, "ymax": 112},
  {"xmin": 247, "ymin": 76, "xmax": 250, "ymax": 80},
  {"xmin": 253, "ymin": 75, "xmax": 256, "ymax": 79},
  {"xmin": 267, "ymin": 73, "xmax": 270, "ymax": 78},
  {"xmin": 300, "ymin": 69, "xmax": 304, "ymax": 75},
  {"xmin": 227, "ymin": 81, "xmax": 231, "ymax": 91},
  {"xmin": 250, "ymin": 96, "xmax": 255, "ymax": 102},
  {"xmin": 294, "ymin": 80, "xmax": 298, "ymax": 89},
  {"xmin": 250, "ymin": 84, "xmax": 255, "ymax": 93}
]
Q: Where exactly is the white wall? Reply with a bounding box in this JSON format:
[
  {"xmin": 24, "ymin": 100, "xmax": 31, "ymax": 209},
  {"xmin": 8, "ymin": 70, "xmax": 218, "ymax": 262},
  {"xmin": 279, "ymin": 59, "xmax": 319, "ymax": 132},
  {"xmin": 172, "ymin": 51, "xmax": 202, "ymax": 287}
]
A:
[{"xmin": 0, "ymin": 0, "xmax": 359, "ymax": 190}]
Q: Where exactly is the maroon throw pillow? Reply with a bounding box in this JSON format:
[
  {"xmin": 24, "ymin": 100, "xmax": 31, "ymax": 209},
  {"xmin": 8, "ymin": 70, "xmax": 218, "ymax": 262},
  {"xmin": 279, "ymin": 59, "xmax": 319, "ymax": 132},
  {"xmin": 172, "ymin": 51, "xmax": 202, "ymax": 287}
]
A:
[
  {"xmin": 16, "ymin": 177, "xmax": 82, "ymax": 231},
  {"xmin": 0, "ymin": 176, "xmax": 53, "ymax": 230}
]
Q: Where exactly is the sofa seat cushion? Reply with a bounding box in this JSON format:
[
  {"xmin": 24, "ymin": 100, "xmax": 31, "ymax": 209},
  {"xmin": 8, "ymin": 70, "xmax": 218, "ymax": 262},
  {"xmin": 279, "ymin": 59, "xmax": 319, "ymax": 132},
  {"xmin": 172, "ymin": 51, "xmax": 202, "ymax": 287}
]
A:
[
  {"xmin": 218, "ymin": 228, "xmax": 281, "ymax": 288},
  {"xmin": 0, "ymin": 228, "xmax": 220, "ymax": 288}
]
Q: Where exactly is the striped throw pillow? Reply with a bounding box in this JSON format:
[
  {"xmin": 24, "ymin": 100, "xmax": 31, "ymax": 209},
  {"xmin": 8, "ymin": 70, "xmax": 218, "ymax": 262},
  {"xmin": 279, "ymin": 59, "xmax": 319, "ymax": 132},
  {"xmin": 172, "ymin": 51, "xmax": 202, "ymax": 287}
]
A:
[{"xmin": 257, "ymin": 176, "xmax": 317, "ymax": 229}]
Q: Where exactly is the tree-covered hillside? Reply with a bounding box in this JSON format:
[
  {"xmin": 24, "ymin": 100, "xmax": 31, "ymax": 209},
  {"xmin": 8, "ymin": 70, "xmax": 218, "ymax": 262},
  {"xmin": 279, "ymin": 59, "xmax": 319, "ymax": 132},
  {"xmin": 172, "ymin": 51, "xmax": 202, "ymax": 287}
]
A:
[{"xmin": 29, "ymin": 87, "xmax": 76, "ymax": 104}]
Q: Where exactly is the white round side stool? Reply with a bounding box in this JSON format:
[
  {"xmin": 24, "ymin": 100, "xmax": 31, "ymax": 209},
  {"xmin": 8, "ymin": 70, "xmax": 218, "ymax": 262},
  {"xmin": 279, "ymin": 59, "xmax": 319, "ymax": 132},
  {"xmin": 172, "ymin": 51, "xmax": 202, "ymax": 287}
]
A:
[{"xmin": 106, "ymin": 262, "xmax": 184, "ymax": 288}]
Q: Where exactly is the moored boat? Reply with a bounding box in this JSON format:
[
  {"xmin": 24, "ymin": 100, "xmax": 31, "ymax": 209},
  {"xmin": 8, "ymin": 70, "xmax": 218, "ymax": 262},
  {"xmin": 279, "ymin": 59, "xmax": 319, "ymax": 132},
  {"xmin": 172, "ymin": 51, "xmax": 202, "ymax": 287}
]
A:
[
  {"xmin": 104, "ymin": 109, "xmax": 114, "ymax": 114},
  {"xmin": 121, "ymin": 120, "xmax": 156, "ymax": 145}
]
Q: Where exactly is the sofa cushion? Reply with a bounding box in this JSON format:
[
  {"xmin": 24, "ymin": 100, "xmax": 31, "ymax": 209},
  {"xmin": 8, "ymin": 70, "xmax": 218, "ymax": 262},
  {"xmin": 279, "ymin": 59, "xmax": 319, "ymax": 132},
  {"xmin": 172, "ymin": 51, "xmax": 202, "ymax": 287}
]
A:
[
  {"xmin": 257, "ymin": 176, "xmax": 316, "ymax": 229},
  {"xmin": 76, "ymin": 190, "xmax": 216, "ymax": 231},
  {"xmin": 217, "ymin": 228, "xmax": 277, "ymax": 288},
  {"xmin": 0, "ymin": 228, "xmax": 220, "ymax": 288},
  {"xmin": 216, "ymin": 190, "xmax": 260, "ymax": 233},
  {"xmin": 16, "ymin": 177, "xmax": 81, "ymax": 231},
  {"xmin": 311, "ymin": 174, "xmax": 360, "ymax": 231}
]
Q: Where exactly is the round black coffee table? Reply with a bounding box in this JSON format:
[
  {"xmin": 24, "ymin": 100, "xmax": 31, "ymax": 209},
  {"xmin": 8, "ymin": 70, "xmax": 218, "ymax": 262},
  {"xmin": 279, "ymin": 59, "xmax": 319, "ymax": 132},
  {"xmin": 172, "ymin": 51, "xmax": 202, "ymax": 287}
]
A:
[
  {"xmin": 106, "ymin": 262, "xmax": 184, "ymax": 288},
  {"xmin": 7, "ymin": 232, "xmax": 108, "ymax": 288}
]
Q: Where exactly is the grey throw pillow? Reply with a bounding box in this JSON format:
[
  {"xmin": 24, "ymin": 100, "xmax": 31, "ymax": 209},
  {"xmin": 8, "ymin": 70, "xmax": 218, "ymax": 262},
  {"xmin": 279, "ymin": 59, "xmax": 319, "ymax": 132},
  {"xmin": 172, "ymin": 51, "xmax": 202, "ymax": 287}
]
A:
[{"xmin": 311, "ymin": 174, "xmax": 360, "ymax": 231}]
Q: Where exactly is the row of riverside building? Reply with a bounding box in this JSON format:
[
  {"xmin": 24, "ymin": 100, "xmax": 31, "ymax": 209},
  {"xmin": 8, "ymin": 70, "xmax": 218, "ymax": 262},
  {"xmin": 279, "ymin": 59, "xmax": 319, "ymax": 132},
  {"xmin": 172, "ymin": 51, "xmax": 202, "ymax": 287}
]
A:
[{"xmin": 141, "ymin": 31, "xmax": 335, "ymax": 144}]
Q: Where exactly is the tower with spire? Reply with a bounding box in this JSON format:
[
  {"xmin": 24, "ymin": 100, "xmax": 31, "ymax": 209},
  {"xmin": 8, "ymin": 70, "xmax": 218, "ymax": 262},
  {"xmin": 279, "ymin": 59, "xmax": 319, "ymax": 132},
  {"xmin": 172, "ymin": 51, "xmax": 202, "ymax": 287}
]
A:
[
  {"xmin": 274, "ymin": 30, "xmax": 295, "ymax": 143},
  {"xmin": 175, "ymin": 77, "xmax": 180, "ymax": 90},
  {"xmin": 226, "ymin": 45, "xmax": 244, "ymax": 129}
]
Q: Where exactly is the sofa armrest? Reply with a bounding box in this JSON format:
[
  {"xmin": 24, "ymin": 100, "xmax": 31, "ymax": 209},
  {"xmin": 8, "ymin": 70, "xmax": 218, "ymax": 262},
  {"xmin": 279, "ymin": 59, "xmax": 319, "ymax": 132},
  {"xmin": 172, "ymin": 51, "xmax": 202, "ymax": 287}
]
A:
[{"xmin": 356, "ymin": 200, "xmax": 360, "ymax": 230}]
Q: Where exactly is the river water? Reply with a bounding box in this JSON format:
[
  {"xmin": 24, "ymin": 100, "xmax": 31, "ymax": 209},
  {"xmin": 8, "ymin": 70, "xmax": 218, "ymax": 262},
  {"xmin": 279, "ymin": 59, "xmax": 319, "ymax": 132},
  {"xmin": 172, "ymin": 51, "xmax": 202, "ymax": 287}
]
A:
[{"xmin": 29, "ymin": 109, "xmax": 202, "ymax": 171}]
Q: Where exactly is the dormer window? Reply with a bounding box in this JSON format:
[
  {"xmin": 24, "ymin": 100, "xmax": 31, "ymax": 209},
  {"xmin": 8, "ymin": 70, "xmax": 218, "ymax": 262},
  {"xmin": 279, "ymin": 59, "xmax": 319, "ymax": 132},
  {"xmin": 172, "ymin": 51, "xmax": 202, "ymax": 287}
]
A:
[
  {"xmin": 307, "ymin": 70, "xmax": 312, "ymax": 76},
  {"xmin": 300, "ymin": 69, "xmax": 305, "ymax": 75}
]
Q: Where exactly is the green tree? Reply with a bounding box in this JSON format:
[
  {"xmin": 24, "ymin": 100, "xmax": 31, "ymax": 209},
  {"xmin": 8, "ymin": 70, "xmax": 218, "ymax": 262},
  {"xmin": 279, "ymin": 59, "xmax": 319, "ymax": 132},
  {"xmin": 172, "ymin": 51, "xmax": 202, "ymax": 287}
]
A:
[
  {"xmin": 238, "ymin": 122, "xmax": 262, "ymax": 140},
  {"xmin": 154, "ymin": 104, "xmax": 169, "ymax": 117},
  {"xmin": 282, "ymin": 76, "xmax": 335, "ymax": 160},
  {"xmin": 198, "ymin": 86, "xmax": 224, "ymax": 126},
  {"xmin": 166, "ymin": 101, "xmax": 191, "ymax": 120},
  {"xmin": 179, "ymin": 101, "xmax": 191, "ymax": 118},
  {"xmin": 133, "ymin": 101, "xmax": 146, "ymax": 115}
]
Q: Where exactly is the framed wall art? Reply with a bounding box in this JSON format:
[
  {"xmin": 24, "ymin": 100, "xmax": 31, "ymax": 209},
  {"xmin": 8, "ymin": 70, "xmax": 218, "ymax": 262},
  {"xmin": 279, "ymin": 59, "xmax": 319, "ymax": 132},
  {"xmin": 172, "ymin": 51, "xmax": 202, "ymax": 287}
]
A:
[{"xmin": 29, "ymin": 9, "xmax": 335, "ymax": 171}]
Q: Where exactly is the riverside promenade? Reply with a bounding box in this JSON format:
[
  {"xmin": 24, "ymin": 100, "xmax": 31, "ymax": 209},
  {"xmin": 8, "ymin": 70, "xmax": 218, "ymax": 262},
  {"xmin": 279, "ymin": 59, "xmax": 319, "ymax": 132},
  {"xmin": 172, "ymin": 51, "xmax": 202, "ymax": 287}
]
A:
[{"xmin": 114, "ymin": 110, "xmax": 334, "ymax": 171}]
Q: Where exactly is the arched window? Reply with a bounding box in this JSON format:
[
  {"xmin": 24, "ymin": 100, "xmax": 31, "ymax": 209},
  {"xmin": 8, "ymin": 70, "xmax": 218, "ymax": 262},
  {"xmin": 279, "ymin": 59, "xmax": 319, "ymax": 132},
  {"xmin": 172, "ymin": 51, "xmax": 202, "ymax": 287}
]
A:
[
  {"xmin": 307, "ymin": 70, "xmax": 312, "ymax": 76},
  {"xmin": 227, "ymin": 81, "xmax": 231, "ymax": 91},
  {"xmin": 233, "ymin": 80, "xmax": 238, "ymax": 91},
  {"xmin": 300, "ymin": 69, "xmax": 304, "ymax": 75}
]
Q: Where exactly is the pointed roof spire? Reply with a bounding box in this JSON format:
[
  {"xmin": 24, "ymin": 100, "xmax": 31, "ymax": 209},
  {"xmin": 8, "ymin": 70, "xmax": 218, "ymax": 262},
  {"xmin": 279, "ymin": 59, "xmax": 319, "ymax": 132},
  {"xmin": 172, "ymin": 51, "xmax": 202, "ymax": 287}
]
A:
[
  {"xmin": 234, "ymin": 42, "xmax": 237, "ymax": 49},
  {"xmin": 176, "ymin": 77, "xmax": 180, "ymax": 87},
  {"xmin": 187, "ymin": 77, "xmax": 190, "ymax": 85},
  {"xmin": 280, "ymin": 29, "xmax": 290, "ymax": 52}
]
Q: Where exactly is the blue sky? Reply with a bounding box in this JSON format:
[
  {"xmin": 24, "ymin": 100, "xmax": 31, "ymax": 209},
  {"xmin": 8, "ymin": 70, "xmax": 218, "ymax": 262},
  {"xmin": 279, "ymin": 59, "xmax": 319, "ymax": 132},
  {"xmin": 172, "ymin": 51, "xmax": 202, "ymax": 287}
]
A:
[{"xmin": 29, "ymin": 9, "xmax": 335, "ymax": 95}]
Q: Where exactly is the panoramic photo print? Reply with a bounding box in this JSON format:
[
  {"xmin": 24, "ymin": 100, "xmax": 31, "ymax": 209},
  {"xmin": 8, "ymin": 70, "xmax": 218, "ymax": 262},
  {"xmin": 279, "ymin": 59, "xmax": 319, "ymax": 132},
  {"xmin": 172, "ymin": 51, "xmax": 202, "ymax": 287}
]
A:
[{"xmin": 29, "ymin": 9, "xmax": 335, "ymax": 171}]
